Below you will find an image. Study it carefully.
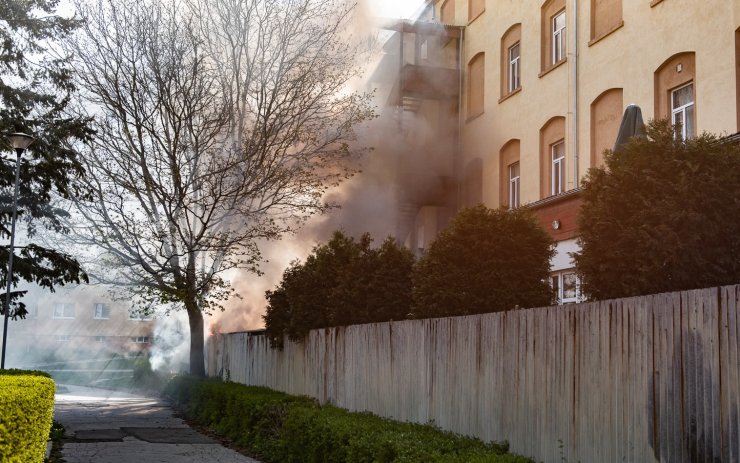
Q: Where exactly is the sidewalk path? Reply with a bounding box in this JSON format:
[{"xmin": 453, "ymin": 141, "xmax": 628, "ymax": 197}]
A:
[{"xmin": 55, "ymin": 384, "xmax": 260, "ymax": 463}]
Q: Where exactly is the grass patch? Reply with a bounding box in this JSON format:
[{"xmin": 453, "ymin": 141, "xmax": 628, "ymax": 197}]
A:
[{"xmin": 166, "ymin": 376, "xmax": 533, "ymax": 463}]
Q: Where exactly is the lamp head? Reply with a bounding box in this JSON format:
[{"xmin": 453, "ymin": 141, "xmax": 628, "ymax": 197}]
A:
[{"xmin": 8, "ymin": 132, "xmax": 34, "ymax": 153}]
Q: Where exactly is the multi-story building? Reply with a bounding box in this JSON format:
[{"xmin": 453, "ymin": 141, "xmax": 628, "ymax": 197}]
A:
[
  {"xmin": 379, "ymin": 0, "xmax": 740, "ymax": 303},
  {"xmin": 5, "ymin": 285, "xmax": 155, "ymax": 365}
]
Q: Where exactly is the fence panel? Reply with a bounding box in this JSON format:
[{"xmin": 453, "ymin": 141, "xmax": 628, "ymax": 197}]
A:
[{"xmin": 206, "ymin": 285, "xmax": 740, "ymax": 463}]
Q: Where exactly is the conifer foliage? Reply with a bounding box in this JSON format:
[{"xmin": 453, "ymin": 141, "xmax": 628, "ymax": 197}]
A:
[
  {"xmin": 575, "ymin": 120, "xmax": 740, "ymax": 299},
  {"xmin": 412, "ymin": 205, "xmax": 554, "ymax": 319},
  {"xmin": 0, "ymin": 0, "xmax": 92, "ymax": 317},
  {"xmin": 264, "ymin": 231, "xmax": 414, "ymax": 348}
]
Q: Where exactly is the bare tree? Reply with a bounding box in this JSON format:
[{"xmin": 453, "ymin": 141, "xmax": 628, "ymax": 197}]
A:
[{"xmin": 67, "ymin": 0, "xmax": 372, "ymax": 376}]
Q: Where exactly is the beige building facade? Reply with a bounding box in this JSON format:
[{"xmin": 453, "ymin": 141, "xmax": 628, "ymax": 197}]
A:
[{"xmin": 382, "ymin": 0, "xmax": 740, "ymax": 303}]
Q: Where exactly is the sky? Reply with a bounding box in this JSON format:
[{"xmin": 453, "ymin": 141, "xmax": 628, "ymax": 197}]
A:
[{"xmin": 369, "ymin": 0, "xmax": 425, "ymax": 19}]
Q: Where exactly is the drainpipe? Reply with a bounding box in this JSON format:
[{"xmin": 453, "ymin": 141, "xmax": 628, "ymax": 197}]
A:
[
  {"xmin": 456, "ymin": 27, "xmax": 465, "ymax": 211},
  {"xmin": 572, "ymin": 0, "xmax": 579, "ymax": 188}
]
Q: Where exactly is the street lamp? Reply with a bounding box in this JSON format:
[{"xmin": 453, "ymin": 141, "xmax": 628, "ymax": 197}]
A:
[{"xmin": 1, "ymin": 132, "xmax": 34, "ymax": 369}]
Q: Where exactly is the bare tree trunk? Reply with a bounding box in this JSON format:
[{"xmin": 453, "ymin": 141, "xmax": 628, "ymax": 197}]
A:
[{"xmin": 185, "ymin": 297, "xmax": 206, "ymax": 377}]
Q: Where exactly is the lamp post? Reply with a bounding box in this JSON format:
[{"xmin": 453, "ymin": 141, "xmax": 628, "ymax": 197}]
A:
[{"xmin": 1, "ymin": 132, "xmax": 33, "ymax": 370}]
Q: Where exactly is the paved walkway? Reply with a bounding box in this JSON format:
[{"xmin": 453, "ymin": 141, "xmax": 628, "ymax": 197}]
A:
[{"xmin": 54, "ymin": 384, "xmax": 260, "ymax": 463}]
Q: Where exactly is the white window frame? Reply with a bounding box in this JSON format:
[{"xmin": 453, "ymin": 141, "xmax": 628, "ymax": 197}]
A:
[
  {"xmin": 53, "ymin": 303, "xmax": 75, "ymax": 320},
  {"xmin": 93, "ymin": 303, "xmax": 110, "ymax": 320},
  {"xmin": 551, "ymin": 141, "xmax": 565, "ymax": 196},
  {"xmin": 551, "ymin": 270, "xmax": 582, "ymax": 304},
  {"xmin": 55, "ymin": 334, "xmax": 72, "ymax": 342},
  {"xmin": 671, "ymin": 82, "xmax": 695, "ymax": 141},
  {"xmin": 508, "ymin": 162, "xmax": 520, "ymax": 208},
  {"xmin": 552, "ymin": 10, "xmax": 566, "ymax": 65},
  {"xmin": 131, "ymin": 336, "xmax": 150, "ymax": 344},
  {"xmin": 95, "ymin": 336, "xmax": 106, "ymax": 343},
  {"xmin": 508, "ymin": 42, "xmax": 520, "ymax": 93}
]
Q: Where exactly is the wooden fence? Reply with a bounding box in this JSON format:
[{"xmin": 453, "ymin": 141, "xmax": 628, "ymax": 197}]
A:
[{"xmin": 206, "ymin": 285, "xmax": 740, "ymax": 463}]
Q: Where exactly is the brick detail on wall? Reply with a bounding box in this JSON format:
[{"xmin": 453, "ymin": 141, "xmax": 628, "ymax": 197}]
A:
[{"xmin": 529, "ymin": 192, "xmax": 583, "ymax": 241}]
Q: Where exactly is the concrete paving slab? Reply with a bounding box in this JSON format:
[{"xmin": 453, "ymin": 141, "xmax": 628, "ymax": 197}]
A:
[{"xmin": 55, "ymin": 384, "xmax": 260, "ymax": 463}]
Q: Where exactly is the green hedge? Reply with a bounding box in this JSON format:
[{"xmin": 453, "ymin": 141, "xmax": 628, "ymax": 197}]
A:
[
  {"xmin": 166, "ymin": 377, "xmax": 533, "ymax": 463},
  {"xmin": 0, "ymin": 374, "xmax": 56, "ymax": 462}
]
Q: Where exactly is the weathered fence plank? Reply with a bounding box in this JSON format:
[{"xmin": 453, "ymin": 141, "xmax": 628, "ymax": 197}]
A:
[{"xmin": 207, "ymin": 285, "xmax": 740, "ymax": 463}]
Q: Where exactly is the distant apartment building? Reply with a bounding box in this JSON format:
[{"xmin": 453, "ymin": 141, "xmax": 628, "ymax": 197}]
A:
[
  {"xmin": 9, "ymin": 285, "xmax": 155, "ymax": 359},
  {"xmin": 377, "ymin": 0, "xmax": 740, "ymax": 303}
]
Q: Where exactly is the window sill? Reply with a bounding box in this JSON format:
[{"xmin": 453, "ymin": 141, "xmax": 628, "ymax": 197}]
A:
[
  {"xmin": 466, "ymin": 111, "xmax": 485, "ymax": 123},
  {"xmin": 467, "ymin": 9, "xmax": 485, "ymax": 25},
  {"xmin": 650, "ymin": 0, "xmax": 664, "ymax": 6},
  {"xmin": 498, "ymin": 87, "xmax": 522, "ymax": 104},
  {"xmin": 539, "ymin": 58, "xmax": 567, "ymax": 78},
  {"xmin": 588, "ymin": 21, "xmax": 624, "ymax": 47}
]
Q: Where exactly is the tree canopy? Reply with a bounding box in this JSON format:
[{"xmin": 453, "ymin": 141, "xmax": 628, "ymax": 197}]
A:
[
  {"xmin": 0, "ymin": 0, "xmax": 92, "ymax": 318},
  {"xmin": 575, "ymin": 119, "xmax": 740, "ymax": 300},
  {"xmin": 66, "ymin": 0, "xmax": 372, "ymax": 375},
  {"xmin": 412, "ymin": 205, "xmax": 554, "ymax": 319},
  {"xmin": 264, "ymin": 231, "xmax": 414, "ymax": 348}
]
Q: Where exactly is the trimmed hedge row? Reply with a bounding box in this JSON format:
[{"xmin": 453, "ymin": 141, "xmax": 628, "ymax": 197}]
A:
[
  {"xmin": 0, "ymin": 373, "xmax": 56, "ymax": 462},
  {"xmin": 166, "ymin": 377, "xmax": 534, "ymax": 463}
]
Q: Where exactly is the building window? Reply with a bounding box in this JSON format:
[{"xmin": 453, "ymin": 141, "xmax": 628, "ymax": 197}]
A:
[
  {"xmin": 131, "ymin": 336, "xmax": 150, "ymax": 344},
  {"xmin": 508, "ymin": 162, "xmax": 520, "ymax": 209},
  {"xmin": 27, "ymin": 305, "xmax": 39, "ymax": 319},
  {"xmin": 95, "ymin": 336, "xmax": 106, "ymax": 343},
  {"xmin": 654, "ymin": 52, "xmax": 695, "ymax": 131},
  {"xmin": 467, "ymin": 53, "xmax": 485, "ymax": 119},
  {"xmin": 671, "ymin": 82, "xmax": 695, "ymax": 140},
  {"xmin": 499, "ymin": 139, "xmax": 520, "ymax": 207},
  {"xmin": 539, "ymin": 116, "xmax": 566, "ymax": 199},
  {"xmin": 500, "ymin": 24, "xmax": 522, "ymax": 99},
  {"xmin": 551, "ymin": 141, "xmax": 565, "ymax": 196},
  {"xmin": 552, "ymin": 10, "xmax": 566, "ymax": 65},
  {"xmin": 508, "ymin": 42, "xmax": 521, "ymax": 93},
  {"xmin": 93, "ymin": 303, "xmax": 110, "ymax": 320},
  {"xmin": 55, "ymin": 334, "xmax": 72, "ymax": 342},
  {"xmin": 53, "ymin": 303, "xmax": 75, "ymax": 319},
  {"xmin": 551, "ymin": 271, "xmax": 581, "ymax": 304},
  {"xmin": 440, "ymin": 0, "xmax": 455, "ymax": 24}
]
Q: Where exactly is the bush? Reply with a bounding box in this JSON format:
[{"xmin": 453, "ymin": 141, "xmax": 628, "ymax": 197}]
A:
[
  {"xmin": 575, "ymin": 120, "xmax": 740, "ymax": 299},
  {"xmin": 264, "ymin": 231, "xmax": 414, "ymax": 347},
  {"xmin": 0, "ymin": 374, "xmax": 56, "ymax": 462},
  {"xmin": 165, "ymin": 376, "xmax": 533, "ymax": 463},
  {"xmin": 412, "ymin": 205, "xmax": 554, "ymax": 319}
]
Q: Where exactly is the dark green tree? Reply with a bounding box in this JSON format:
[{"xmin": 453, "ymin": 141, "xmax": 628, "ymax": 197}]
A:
[
  {"xmin": 264, "ymin": 231, "xmax": 414, "ymax": 348},
  {"xmin": 0, "ymin": 0, "xmax": 92, "ymax": 317},
  {"xmin": 575, "ymin": 119, "xmax": 740, "ymax": 300},
  {"xmin": 412, "ymin": 205, "xmax": 554, "ymax": 319}
]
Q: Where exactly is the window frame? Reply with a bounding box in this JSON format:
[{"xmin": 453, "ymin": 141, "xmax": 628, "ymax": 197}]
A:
[
  {"xmin": 131, "ymin": 336, "xmax": 150, "ymax": 344},
  {"xmin": 55, "ymin": 334, "xmax": 72, "ymax": 342},
  {"xmin": 93, "ymin": 303, "xmax": 110, "ymax": 320},
  {"xmin": 552, "ymin": 10, "xmax": 566, "ymax": 65},
  {"xmin": 551, "ymin": 140, "xmax": 565, "ymax": 196},
  {"xmin": 551, "ymin": 270, "xmax": 582, "ymax": 304},
  {"xmin": 508, "ymin": 162, "xmax": 520, "ymax": 209},
  {"xmin": 671, "ymin": 82, "xmax": 695, "ymax": 140},
  {"xmin": 508, "ymin": 42, "xmax": 521, "ymax": 93},
  {"xmin": 53, "ymin": 303, "xmax": 75, "ymax": 320}
]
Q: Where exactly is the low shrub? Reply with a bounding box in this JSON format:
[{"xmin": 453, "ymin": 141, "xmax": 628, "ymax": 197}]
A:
[
  {"xmin": 166, "ymin": 376, "xmax": 533, "ymax": 463},
  {"xmin": 0, "ymin": 374, "xmax": 56, "ymax": 462}
]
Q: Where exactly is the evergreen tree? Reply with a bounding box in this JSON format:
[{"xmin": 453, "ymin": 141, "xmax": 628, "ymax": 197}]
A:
[
  {"xmin": 575, "ymin": 119, "xmax": 740, "ymax": 299},
  {"xmin": 0, "ymin": 0, "xmax": 92, "ymax": 317},
  {"xmin": 412, "ymin": 205, "xmax": 554, "ymax": 318}
]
